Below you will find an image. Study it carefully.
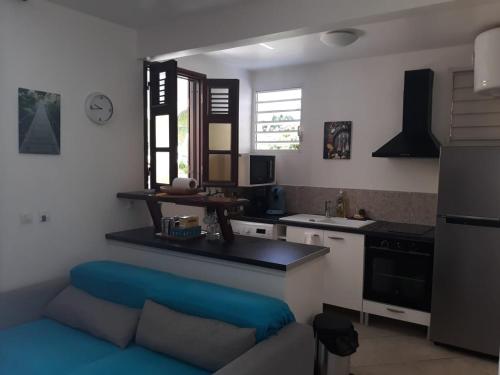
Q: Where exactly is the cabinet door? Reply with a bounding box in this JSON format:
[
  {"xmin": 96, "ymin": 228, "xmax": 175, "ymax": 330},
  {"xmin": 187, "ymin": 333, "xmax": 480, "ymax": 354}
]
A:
[
  {"xmin": 286, "ymin": 226, "xmax": 324, "ymax": 246},
  {"xmin": 324, "ymin": 230, "xmax": 364, "ymax": 311}
]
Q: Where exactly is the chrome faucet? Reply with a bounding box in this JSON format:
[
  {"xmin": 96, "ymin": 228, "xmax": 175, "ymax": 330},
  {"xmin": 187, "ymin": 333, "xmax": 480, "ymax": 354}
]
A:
[{"xmin": 325, "ymin": 200, "xmax": 332, "ymax": 218}]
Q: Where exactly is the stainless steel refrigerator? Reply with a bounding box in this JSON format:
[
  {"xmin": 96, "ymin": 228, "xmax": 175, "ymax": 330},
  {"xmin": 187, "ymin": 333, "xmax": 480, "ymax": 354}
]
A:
[{"xmin": 431, "ymin": 146, "xmax": 500, "ymax": 356}]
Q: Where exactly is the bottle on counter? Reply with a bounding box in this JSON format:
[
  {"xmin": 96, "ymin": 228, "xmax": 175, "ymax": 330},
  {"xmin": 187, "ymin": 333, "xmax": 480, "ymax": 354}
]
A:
[{"xmin": 335, "ymin": 190, "xmax": 347, "ymax": 218}]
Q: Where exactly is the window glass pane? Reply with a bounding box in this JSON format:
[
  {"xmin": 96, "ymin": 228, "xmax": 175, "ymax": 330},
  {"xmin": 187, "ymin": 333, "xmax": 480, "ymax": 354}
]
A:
[
  {"xmin": 156, "ymin": 152, "xmax": 170, "ymax": 184},
  {"xmin": 209, "ymin": 123, "xmax": 232, "ymax": 151},
  {"xmin": 256, "ymin": 132, "xmax": 300, "ymax": 143},
  {"xmin": 257, "ymin": 89, "xmax": 301, "ymax": 102},
  {"xmin": 257, "ymin": 122, "xmax": 300, "ymax": 132},
  {"xmin": 257, "ymin": 100, "xmax": 301, "ymax": 112},
  {"xmin": 209, "ymin": 154, "xmax": 231, "ymax": 181},
  {"xmin": 255, "ymin": 143, "xmax": 300, "ymax": 151},
  {"xmin": 155, "ymin": 114, "xmax": 169, "ymax": 147},
  {"xmin": 257, "ymin": 111, "xmax": 301, "ymax": 123},
  {"xmin": 178, "ymin": 77, "xmax": 189, "ymax": 178},
  {"xmin": 255, "ymin": 88, "xmax": 301, "ymax": 150}
]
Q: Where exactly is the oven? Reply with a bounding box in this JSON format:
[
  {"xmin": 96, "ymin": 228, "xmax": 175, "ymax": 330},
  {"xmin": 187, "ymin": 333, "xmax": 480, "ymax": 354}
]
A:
[{"xmin": 364, "ymin": 235, "xmax": 434, "ymax": 312}]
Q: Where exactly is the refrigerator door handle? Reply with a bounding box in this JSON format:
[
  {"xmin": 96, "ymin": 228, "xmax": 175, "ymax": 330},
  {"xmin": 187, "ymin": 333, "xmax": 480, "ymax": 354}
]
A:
[{"xmin": 441, "ymin": 214, "xmax": 500, "ymax": 228}]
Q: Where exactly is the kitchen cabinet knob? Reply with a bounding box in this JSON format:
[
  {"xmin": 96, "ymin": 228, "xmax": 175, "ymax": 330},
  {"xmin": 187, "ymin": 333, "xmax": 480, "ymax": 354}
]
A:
[{"xmin": 328, "ymin": 236, "xmax": 345, "ymax": 240}]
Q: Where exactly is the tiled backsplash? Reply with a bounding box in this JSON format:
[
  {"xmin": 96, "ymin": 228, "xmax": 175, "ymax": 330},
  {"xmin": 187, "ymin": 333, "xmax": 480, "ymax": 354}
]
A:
[{"xmin": 282, "ymin": 186, "xmax": 438, "ymax": 226}]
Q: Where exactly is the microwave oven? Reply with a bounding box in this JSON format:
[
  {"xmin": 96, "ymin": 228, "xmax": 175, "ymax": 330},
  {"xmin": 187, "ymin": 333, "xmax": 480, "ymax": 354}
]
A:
[{"xmin": 238, "ymin": 154, "xmax": 276, "ymax": 186}]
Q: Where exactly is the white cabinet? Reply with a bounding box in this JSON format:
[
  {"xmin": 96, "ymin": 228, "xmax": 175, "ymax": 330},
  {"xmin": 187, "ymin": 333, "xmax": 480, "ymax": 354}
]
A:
[
  {"xmin": 323, "ymin": 230, "xmax": 365, "ymax": 311},
  {"xmin": 285, "ymin": 225, "xmax": 365, "ymax": 312},
  {"xmin": 286, "ymin": 226, "xmax": 324, "ymax": 246}
]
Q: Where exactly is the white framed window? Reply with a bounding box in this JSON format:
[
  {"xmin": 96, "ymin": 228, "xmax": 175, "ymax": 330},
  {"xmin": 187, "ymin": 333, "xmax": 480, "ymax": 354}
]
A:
[{"xmin": 254, "ymin": 88, "xmax": 302, "ymax": 150}]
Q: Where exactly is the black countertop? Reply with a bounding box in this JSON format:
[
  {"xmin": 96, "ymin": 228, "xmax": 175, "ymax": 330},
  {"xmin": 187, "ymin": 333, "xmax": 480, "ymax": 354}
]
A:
[
  {"xmin": 232, "ymin": 214, "xmax": 435, "ymax": 243},
  {"xmin": 231, "ymin": 213, "xmax": 291, "ymax": 225},
  {"xmin": 105, "ymin": 227, "xmax": 329, "ymax": 271}
]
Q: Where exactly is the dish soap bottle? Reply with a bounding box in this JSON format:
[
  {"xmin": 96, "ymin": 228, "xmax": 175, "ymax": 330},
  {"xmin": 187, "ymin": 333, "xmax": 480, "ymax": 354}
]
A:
[{"xmin": 336, "ymin": 190, "xmax": 347, "ymax": 218}]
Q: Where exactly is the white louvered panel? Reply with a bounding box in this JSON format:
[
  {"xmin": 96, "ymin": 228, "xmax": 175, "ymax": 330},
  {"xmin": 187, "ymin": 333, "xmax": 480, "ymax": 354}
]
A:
[
  {"xmin": 453, "ymin": 113, "xmax": 500, "ymax": 128},
  {"xmin": 453, "ymin": 99, "xmax": 500, "ymax": 114},
  {"xmin": 453, "ymin": 71, "xmax": 474, "ymax": 88},
  {"xmin": 451, "ymin": 126, "xmax": 500, "ymax": 141},
  {"xmin": 158, "ymin": 71, "xmax": 167, "ymax": 106},
  {"xmin": 450, "ymin": 70, "xmax": 500, "ymax": 141},
  {"xmin": 210, "ymin": 88, "xmax": 229, "ymax": 115}
]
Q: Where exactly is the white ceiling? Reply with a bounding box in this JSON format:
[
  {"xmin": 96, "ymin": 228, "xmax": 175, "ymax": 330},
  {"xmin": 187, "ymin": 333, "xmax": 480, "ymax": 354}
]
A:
[
  {"xmin": 206, "ymin": 2, "xmax": 500, "ymax": 71},
  {"xmin": 48, "ymin": 0, "xmax": 252, "ymax": 29}
]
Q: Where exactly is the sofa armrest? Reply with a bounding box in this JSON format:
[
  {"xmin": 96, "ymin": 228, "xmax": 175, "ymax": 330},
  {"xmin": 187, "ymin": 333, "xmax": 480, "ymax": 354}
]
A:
[
  {"xmin": 0, "ymin": 278, "xmax": 68, "ymax": 329},
  {"xmin": 214, "ymin": 323, "xmax": 315, "ymax": 375}
]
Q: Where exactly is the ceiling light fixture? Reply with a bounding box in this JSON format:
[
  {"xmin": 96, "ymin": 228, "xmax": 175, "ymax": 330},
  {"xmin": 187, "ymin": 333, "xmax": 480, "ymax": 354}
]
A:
[
  {"xmin": 320, "ymin": 30, "xmax": 359, "ymax": 47},
  {"xmin": 259, "ymin": 43, "xmax": 275, "ymax": 50}
]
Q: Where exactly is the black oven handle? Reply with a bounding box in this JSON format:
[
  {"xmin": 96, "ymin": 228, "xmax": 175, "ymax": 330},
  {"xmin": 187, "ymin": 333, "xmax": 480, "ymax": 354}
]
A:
[{"xmin": 367, "ymin": 246, "xmax": 431, "ymax": 257}]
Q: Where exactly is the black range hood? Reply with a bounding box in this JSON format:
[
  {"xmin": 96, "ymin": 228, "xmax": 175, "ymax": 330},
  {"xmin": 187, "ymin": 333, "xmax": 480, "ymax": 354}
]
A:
[{"xmin": 372, "ymin": 69, "xmax": 440, "ymax": 158}]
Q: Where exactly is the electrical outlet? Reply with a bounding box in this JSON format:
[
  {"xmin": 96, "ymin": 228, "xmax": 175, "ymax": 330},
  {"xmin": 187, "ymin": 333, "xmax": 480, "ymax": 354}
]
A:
[{"xmin": 39, "ymin": 212, "xmax": 49, "ymax": 223}]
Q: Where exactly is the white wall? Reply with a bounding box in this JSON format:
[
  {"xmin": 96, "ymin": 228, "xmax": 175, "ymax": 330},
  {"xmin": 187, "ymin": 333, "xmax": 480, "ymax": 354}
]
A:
[
  {"xmin": 252, "ymin": 44, "xmax": 473, "ymax": 193},
  {"xmin": 176, "ymin": 54, "xmax": 253, "ymax": 153},
  {"xmin": 0, "ymin": 0, "xmax": 149, "ymax": 292}
]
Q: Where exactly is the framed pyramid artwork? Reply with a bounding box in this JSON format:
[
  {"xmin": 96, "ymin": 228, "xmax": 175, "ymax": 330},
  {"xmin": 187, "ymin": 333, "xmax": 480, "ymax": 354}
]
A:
[{"xmin": 18, "ymin": 88, "xmax": 61, "ymax": 155}]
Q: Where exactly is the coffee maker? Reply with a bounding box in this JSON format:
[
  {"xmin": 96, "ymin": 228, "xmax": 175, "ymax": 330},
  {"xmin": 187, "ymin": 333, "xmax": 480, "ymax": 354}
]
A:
[{"xmin": 266, "ymin": 186, "xmax": 286, "ymax": 215}]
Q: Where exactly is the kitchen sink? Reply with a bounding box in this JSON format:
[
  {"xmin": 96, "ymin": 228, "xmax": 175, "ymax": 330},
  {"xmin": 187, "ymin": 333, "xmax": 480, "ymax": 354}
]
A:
[{"xmin": 279, "ymin": 214, "xmax": 374, "ymax": 229}]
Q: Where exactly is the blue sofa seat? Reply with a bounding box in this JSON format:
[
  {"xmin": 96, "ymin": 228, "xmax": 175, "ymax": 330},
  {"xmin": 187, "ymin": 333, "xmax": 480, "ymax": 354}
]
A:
[
  {"xmin": 0, "ymin": 319, "xmax": 120, "ymax": 375},
  {"xmin": 69, "ymin": 346, "xmax": 210, "ymax": 375},
  {"xmin": 0, "ymin": 319, "xmax": 211, "ymax": 375}
]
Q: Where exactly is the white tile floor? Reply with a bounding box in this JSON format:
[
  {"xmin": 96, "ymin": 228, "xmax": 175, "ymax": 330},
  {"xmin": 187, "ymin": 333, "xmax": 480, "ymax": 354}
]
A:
[{"xmin": 329, "ymin": 309, "xmax": 498, "ymax": 375}]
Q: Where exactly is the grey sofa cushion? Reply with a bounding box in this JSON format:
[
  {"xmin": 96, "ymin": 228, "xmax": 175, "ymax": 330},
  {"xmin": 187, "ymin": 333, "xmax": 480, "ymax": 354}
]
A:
[
  {"xmin": 43, "ymin": 285, "xmax": 140, "ymax": 348},
  {"xmin": 136, "ymin": 300, "xmax": 256, "ymax": 371}
]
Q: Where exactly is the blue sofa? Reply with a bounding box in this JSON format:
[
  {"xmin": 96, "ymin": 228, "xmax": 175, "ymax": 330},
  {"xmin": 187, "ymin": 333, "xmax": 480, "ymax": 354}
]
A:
[{"xmin": 0, "ymin": 261, "xmax": 314, "ymax": 375}]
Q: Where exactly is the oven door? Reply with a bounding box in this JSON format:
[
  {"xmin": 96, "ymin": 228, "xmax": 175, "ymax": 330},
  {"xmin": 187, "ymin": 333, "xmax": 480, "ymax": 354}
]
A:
[
  {"xmin": 250, "ymin": 155, "xmax": 275, "ymax": 185},
  {"xmin": 364, "ymin": 246, "xmax": 433, "ymax": 312}
]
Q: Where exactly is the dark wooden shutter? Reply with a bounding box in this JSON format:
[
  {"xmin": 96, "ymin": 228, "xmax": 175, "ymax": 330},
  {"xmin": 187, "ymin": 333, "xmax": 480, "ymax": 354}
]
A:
[
  {"xmin": 147, "ymin": 60, "xmax": 178, "ymax": 189},
  {"xmin": 202, "ymin": 79, "xmax": 239, "ymax": 187}
]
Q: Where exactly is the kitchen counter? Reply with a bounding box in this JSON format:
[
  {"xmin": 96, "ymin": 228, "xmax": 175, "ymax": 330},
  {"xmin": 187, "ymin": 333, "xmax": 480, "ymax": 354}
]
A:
[
  {"xmin": 106, "ymin": 226, "xmax": 329, "ymax": 271},
  {"xmin": 233, "ymin": 214, "xmax": 435, "ymax": 242},
  {"xmin": 231, "ymin": 213, "xmax": 292, "ymax": 225}
]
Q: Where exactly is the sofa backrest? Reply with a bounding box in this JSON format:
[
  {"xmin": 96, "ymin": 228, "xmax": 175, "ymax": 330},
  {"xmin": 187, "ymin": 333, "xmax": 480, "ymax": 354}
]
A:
[{"xmin": 71, "ymin": 261, "xmax": 295, "ymax": 341}]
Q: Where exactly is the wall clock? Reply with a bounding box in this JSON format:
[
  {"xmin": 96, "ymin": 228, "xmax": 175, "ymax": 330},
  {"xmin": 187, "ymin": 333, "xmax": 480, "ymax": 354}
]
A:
[{"xmin": 85, "ymin": 92, "xmax": 114, "ymax": 125}]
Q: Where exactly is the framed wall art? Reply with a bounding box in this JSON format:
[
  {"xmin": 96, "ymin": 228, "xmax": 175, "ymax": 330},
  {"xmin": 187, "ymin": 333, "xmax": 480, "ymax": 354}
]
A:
[
  {"xmin": 19, "ymin": 88, "xmax": 61, "ymax": 155},
  {"xmin": 323, "ymin": 121, "xmax": 352, "ymax": 159}
]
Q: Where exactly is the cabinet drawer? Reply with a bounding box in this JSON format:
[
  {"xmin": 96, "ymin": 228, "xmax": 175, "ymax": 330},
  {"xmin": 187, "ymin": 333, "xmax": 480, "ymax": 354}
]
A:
[
  {"xmin": 363, "ymin": 299, "xmax": 431, "ymax": 327},
  {"xmin": 324, "ymin": 230, "xmax": 363, "ymax": 244},
  {"xmin": 286, "ymin": 226, "xmax": 324, "ymax": 245},
  {"xmin": 323, "ymin": 230, "xmax": 364, "ymax": 311}
]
